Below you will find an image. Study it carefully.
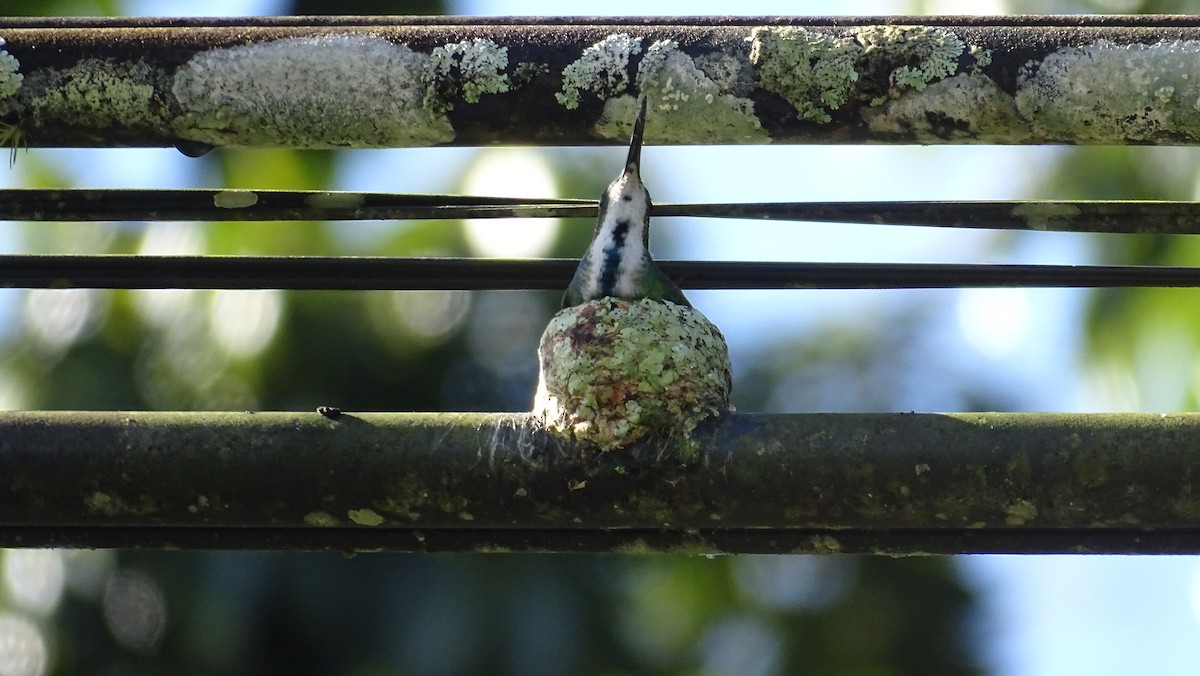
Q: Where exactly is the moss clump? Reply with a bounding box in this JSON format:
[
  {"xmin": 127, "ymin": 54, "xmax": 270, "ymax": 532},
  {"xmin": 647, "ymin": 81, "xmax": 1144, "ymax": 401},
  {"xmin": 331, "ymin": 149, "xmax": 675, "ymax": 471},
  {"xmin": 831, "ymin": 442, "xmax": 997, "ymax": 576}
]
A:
[
  {"xmin": 425, "ymin": 38, "xmax": 511, "ymax": 111},
  {"xmin": 853, "ymin": 25, "xmax": 965, "ymax": 93},
  {"xmin": 593, "ymin": 40, "xmax": 765, "ymax": 144},
  {"xmin": 556, "ymin": 33, "xmax": 643, "ymax": 110},
  {"xmin": 749, "ymin": 26, "xmax": 859, "ymax": 123},
  {"xmin": 1015, "ymin": 39, "xmax": 1200, "ymax": 143},
  {"xmin": 0, "ymin": 38, "xmax": 22, "ymax": 101},
  {"xmin": 533, "ymin": 298, "xmax": 731, "ymax": 450},
  {"xmin": 172, "ymin": 35, "xmax": 454, "ymax": 147}
]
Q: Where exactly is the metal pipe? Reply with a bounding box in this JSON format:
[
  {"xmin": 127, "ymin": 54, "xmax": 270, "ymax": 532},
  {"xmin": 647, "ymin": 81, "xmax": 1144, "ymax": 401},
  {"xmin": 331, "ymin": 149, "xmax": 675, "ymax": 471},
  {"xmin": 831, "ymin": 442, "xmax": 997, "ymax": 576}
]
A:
[
  {"xmin": 4, "ymin": 16, "xmax": 1200, "ymax": 147},
  {"xmin": 2, "ymin": 411, "xmax": 1199, "ymax": 553},
  {"xmin": 4, "ymin": 255, "xmax": 1200, "ymax": 290},
  {"xmin": 6, "ymin": 189, "xmax": 1200, "ymax": 236}
]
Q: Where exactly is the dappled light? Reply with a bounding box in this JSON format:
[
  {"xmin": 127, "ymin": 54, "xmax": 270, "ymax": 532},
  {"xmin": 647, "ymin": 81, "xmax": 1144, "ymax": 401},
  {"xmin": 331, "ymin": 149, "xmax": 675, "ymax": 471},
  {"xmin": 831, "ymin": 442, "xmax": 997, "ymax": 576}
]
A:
[
  {"xmin": 0, "ymin": 366, "xmax": 28, "ymax": 410},
  {"xmin": 61, "ymin": 550, "xmax": 115, "ymax": 599},
  {"xmin": 23, "ymin": 289, "xmax": 105, "ymax": 354},
  {"xmin": 390, "ymin": 289, "xmax": 471, "ymax": 343},
  {"xmin": 131, "ymin": 288, "xmax": 202, "ymax": 329},
  {"xmin": 0, "ymin": 613, "xmax": 45, "ymax": 676},
  {"xmin": 461, "ymin": 148, "xmax": 561, "ymax": 258},
  {"xmin": 208, "ymin": 289, "xmax": 283, "ymax": 358},
  {"xmin": 733, "ymin": 555, "xmax": 855, "ymax": 612},
  {"xmin": 956, "ymin": 288, "xmax": 1032, "ymax": 359},
  {"xmin": 698, "ymin": 614, "xmax": 784, "ymax": 676},
  {"xmin": 2, "ymin": 551, "xmax": 64, "ymax": 618},
  {"xmin": 102, "ymin": 571, "xmax": 167, "ymax": 656},
  {"xmin": 465, "ymin": 291, "xmax": 545, "ymax": 377}
]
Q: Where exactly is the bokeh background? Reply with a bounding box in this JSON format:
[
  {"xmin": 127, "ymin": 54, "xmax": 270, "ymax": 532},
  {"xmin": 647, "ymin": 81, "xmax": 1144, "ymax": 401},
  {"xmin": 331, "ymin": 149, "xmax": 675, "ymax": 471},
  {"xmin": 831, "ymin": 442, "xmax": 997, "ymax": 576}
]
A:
[{"xmin": 4, "ymin": 0, "xmax": 1200, "ymax": 674}]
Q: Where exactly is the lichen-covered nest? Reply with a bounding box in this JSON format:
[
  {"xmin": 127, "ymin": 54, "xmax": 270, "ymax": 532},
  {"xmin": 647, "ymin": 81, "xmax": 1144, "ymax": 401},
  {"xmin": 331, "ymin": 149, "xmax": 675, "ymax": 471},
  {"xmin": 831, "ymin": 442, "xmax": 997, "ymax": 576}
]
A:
[{"xmin": 533, "ymin": 297, "xmax": 731, "ymax": 450}]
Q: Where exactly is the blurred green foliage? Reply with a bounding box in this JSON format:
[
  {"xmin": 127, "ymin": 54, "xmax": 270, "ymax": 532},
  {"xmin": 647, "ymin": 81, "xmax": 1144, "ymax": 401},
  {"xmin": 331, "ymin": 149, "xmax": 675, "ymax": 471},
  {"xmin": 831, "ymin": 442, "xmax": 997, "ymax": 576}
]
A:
[{"xmin": 40, "ymin": 0, "xmax": 1200, "ymax": 673}]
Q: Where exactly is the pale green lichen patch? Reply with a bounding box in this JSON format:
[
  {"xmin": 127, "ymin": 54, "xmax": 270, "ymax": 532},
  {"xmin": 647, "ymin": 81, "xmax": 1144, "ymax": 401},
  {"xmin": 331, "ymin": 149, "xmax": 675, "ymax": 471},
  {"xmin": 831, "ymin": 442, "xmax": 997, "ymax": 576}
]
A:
[
  {"xmin": 17, "ymin": 58, "xmax": 160, "ymax": 128},
  {"xmin": 213, "ymin": 190, "xmax": 259, "ymax": 209},
  {"xmin": 636, "ymin": 38, "xmax": 677, "ymax": 87},
  {"xmin": 854, "ymin": 25, "xmax": 965, "ymax": 92},
  {"xmin": 0, "ymin": 38, "xmax": 22, "ymax": 100},
  {"xmin": 749, "ymin": 25, "xmax": 980, "ymax": 123},
  {"xmin": 862, "ymin": 73, "xmax": 1025, "ymax": 142},
  {"xmin": 1015, "ymin": 39, "xmax": 1200, "ymax": 143},
  {"xmin": 425, "ymin": 38, "xmax": 510, "ymax": 111},
  {"xmin": 970, "ymin": 45, "xmax": 993, "ymax": 71},
  {"xmin": 749, "ymin": 26, "xmax": 859, "ymax": 123},
  {"xmin": 347, "ymin": 508, "xmax": 385, "ymax": 526},
  {"xmin": 1011, "ymin": 202, "xmax": 1084, "ymax": 230},
  {"xmin": 84, "ymin": 491, "xmax": 158, "ymax": 517},
  {"xmin": 809, "ymin": 534, "xmax": 843, "ymax": 553},
  {"xmin": 303, "ymin": 510, "xmax": 340, "ymax": 527},
  {"xmin": 172, "ymin": 34, "xmax": 454, "ymax": 148},
  {"xmin": 693, "ymin": 52, "xmax": 750, "ymax": 93},
  {"xmin": 533, "ymin": 297, "xmax": 731, "ymax": 451},
  {"xmin": 186, "ymin": 494, "xmax": 211, "ymax": 514},
  {"xmin": 595, "ymin": 41, "xmax": 766, "ymax": 143},
  {"xmin": 1005, "ymin": 498, "xmax": 1039, "ymax": 526},
  {"xmin": 556, "ymin": 33, "xmax": 642, "ymax": 110}
]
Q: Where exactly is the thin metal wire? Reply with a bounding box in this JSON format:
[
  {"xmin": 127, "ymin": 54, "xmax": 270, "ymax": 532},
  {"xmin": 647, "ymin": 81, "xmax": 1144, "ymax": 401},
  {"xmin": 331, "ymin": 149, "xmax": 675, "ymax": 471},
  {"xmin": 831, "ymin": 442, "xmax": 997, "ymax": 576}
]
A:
[
  {"xmin": 5, "ymin": 189, "xmax": 1200, "ymax": 235},
  {"xmin": 6, "ymin": 255, "xmax": 1200, "ymax": 290}
]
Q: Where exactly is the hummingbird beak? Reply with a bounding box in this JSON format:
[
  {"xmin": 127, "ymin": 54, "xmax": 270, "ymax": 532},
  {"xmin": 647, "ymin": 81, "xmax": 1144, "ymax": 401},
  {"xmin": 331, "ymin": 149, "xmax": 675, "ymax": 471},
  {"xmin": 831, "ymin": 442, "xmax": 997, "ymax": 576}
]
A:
[{"xmin": 623, "ymin": 97, "xmax": 647, "ymax": 177}]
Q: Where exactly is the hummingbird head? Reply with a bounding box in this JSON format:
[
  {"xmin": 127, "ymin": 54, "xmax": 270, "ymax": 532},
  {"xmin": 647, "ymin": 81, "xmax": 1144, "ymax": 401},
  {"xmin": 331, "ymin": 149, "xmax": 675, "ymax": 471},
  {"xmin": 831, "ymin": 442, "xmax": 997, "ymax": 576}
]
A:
[
  {"xmin": 596, "ymin": 97, "xmax": 652, "ymax": 249},
  {"xmin": 563, "ymin": 98, "xmax": 689, "ymax": 308}
]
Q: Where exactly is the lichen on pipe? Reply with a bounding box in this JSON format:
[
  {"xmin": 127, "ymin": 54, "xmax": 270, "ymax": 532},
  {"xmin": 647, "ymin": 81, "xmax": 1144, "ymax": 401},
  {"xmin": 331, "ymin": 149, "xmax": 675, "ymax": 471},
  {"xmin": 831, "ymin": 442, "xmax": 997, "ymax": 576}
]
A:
[
  {"xmin": 3, "ymin": 411, "xmax": 1200, "ymax": 553},
  {"xmin": 6, "ymin": 17, "xmax": 1200, "ymax": 147}
]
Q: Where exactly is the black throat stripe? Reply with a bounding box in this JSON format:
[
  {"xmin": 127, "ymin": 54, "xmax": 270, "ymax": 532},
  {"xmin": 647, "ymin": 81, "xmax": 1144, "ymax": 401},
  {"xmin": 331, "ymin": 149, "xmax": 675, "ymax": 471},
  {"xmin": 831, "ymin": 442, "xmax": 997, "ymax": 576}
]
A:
[{"xmin": 599, "ymin": 219, "xmax": 630, "ymax": 296}]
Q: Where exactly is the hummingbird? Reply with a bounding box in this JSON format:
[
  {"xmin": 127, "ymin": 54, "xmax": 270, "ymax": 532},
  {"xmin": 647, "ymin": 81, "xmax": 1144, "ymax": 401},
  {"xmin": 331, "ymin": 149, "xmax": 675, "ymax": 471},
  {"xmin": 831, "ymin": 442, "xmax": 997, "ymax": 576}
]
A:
[{"xmin": 562, "ymin": 98, "xmax": 690, "ymax": 309}]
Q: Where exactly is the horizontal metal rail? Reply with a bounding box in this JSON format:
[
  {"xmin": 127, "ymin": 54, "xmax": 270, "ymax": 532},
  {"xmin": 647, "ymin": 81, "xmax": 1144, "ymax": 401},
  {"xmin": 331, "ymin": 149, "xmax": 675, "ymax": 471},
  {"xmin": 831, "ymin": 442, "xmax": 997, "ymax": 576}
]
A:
[
  {"xmin": 3, "ymin": 411, "xmax": 1199, "ymax": 554},
  {"xmin": 5, "ymin": 189, "xmax": 1200, "ymax": 235},
  {"xmin": 4, "ymin": 15, "xmax": 1200, "ymax": 147},
  {"xmin": 5, "ymin": 255, "xmax": 1200, "ymax": 290}
]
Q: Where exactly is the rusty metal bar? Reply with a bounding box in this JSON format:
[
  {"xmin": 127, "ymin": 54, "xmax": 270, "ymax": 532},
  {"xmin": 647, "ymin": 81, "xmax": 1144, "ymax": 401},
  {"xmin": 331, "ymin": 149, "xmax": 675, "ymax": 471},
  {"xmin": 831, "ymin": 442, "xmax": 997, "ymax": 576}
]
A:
[
  {"xmin": 5, "ymin": 255, "xmax": 1200, "ymax": 290},
  {"xmin": 7, "ymin": 189, "xmax": 1200, "ymax": 236},
  {"xmin": 2, "ymin": 411, "xmax": 1199, "ymax": 553},
  {"xmin": 4, "ymin": 16, "xmax": 1200, "ymax": 148}
]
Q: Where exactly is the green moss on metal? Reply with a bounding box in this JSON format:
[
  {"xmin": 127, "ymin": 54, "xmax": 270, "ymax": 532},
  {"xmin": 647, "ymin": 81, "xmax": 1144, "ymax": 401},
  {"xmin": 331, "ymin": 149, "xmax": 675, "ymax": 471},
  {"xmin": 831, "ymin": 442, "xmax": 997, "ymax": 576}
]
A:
[
  {"xmin": 1004, "ymin": 498, "xmax": 1038, "ymax": 526},
  {"xmin": 171, "ymin": 34, "xmax": 454, "ymax": 148},
  {"xmin": 186, "ymin": 494, "xmax": 211, "ymax": 514},
  {"xmin": 749, "ymin": 26, "xmax": 859, "ymax": 123},
  {"xmin": 970, "ymin": 45, "xmax": 993, "ymax": 71},
  {"xmin": 0, "ymin": 38, "xmax": 22, "ymax": 101},
  {"xmin": 533, "ymin": 298, "xmax": 731, "ymax": 451},
  {"xmin": 18, "ymin": 58, "xmax": 160, "ymax": 129},
  {"xmin": 556, "ymin": 33, "xmax": 642, "ymax": 110},
  {"xmin": 425, "ymin": 37, "xmax": 511, "ymax": 111},
  {"xmin": 348, "ymin": 508, "xmax": 385, "ymax": 526},
  {"xmin": 595, "ymin": 40, "xmax": 766, "ymax": 144},
  {"xmin": 624, "ymin": 493, "xmax": 674, "ymax": 524},
  {"xmin": 862, "ymin": 73, "xmax": 1025, "ymax": 142},
  {"xmin": 1015, "ymin": 39, "xmax": 1200, "ymax": 143},
  {"xmin": 854, "ymin": 25, "xmax": 965, "ymax": 93},
  {"xmin": 303, "ymin": 510, "xmax": 340, "ymax": 527},
  {"xmin": 84, "ymin": 490, "xmax": 159, "ymax": 517},
  {"xmin": 1005, "ymin": 453, "xmax": 1032, "ymax": 485},
  {"xmin": 809, "ymin": 534, "xmax": 843, "ymax": 553},
  {"xmin": 1071, "ymin": 446, "xmax": 1110, "ymax": 489},
  {"xmin": 749, "ymin": 24, "xmax": 987, "ymax": 125}
]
